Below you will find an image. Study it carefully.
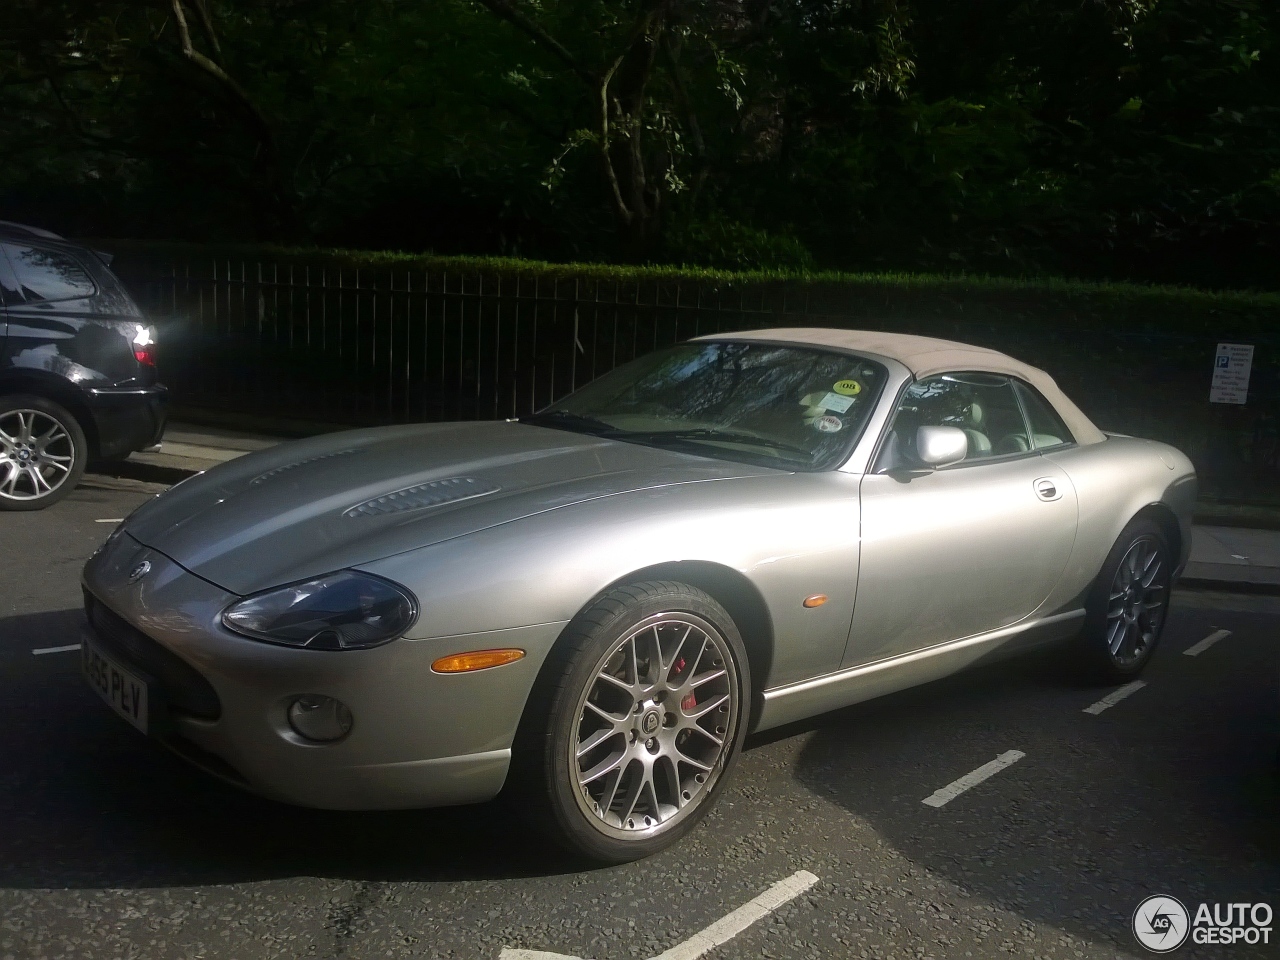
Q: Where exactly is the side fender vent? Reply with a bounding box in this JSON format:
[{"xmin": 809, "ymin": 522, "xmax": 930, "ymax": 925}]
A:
[{"xmin": 344, "ymin": 477, "xmax": 500, "ymax": 518}]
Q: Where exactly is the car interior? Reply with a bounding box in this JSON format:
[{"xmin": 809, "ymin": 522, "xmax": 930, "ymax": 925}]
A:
[{"xmin": 876, "ymin": 373, "xmax": 1069, "ymax": 472}]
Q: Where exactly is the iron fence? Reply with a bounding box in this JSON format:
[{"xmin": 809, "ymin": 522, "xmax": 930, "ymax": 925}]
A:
[{"xmin": 111, "ymin": 250, "xmax": 1280, "ymax": 504}]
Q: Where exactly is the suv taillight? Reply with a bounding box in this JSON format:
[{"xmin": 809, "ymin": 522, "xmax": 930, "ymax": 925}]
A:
[{"xmin": 133, "ymin": 325, "xmax": 156, "ymax": 367}]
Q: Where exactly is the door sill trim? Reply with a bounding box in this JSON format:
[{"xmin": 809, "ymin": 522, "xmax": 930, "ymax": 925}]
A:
[{"xmin": 755, "ymin": 608, "xmax": 1084, "ymax": 731}]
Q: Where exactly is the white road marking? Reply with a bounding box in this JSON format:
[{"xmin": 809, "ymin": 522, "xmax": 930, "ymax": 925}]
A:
[
  {"xmin": 32, "ymin": 644, "xmax": 81, "ymax": 656},
  {"xmin": 1184, "ymin": 629, "xmax": 1231, "ymax": 657},
  {"xmin": 1082, "ymin": 680, "xmax": 1147, "ymax": 715},
  {"xmin": 498, "ymin": 870, "xmax": 820, "ymax": 960},
  {"xmin": 921, "ymin": 750, "xmax": 1025, "ymax": 808},
  {"xmin": 651, "ymin": 870, "xmax": 819, "ymax": 960},
  {"xmin": 95, "ymin": 518, "xmax": 124, "ymax": 523}
]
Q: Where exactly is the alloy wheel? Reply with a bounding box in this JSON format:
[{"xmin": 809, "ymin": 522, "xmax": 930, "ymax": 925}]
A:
[
  {"xmin": 569, "ymin": 612, "xmax": 739, "ymax": 839},
  {"xmin": 0, "ymin": 409, "xmax": 77, "ymax": 502},
  {"xmin": 1105, "ymin": 536, "xmax": 1168, "ymax": 667}
]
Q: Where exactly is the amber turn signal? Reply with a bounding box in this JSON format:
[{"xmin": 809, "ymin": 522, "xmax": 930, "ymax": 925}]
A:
[
  {"xmin": 431, "ymin": 648, "xmax": 526, "ymax": 673},
  {"xmin": 802, "ymin": 594, "xmax": 828, "ymax": 608}
]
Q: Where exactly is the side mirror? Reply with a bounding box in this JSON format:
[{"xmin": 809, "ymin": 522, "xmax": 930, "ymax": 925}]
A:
[{"xmin": 916, "ymin": 425, "xmax": 968, "ymax": 467}]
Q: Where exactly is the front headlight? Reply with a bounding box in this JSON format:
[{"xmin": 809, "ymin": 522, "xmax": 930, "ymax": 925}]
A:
[{"xmin": 221, "ymin": 570, "xmax": 418, "ymax": 650}]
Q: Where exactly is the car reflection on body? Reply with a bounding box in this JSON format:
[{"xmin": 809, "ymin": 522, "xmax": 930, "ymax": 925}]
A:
[{"xmin": 81, "ymin": 329, "xmax": 1196, "ymax": 862}]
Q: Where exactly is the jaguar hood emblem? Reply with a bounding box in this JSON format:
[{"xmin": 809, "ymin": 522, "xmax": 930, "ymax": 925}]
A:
[{"xmin": 127, "ymin": 560, "xmax": 151, "ymax": 584}]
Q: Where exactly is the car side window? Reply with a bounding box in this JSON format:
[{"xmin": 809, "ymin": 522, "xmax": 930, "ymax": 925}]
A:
[
  {"xmin": 1013, "ymin": 381, "xmax": 1073, "ymax": 450},
  {"xmin": 877, "ymin": 372, "xmax": 1034, "ymax": 469},
  {"xmin": 2, "ymin": 243, "xmax": 96, "ymax": 303}
]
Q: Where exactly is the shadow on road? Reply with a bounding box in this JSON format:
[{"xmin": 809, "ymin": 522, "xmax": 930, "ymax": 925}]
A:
[
  {"xmin": 0, "ymin": 609, "xmax": 590, "ymax": 890},
  {"xmin": 773, "ymin": 634, "xmax": 1280, "ymax": 952}
]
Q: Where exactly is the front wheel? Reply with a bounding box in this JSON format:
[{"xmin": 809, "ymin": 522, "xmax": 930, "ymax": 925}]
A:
[
  {"xmin": 0, "ymin": 395, "xmax": 88, "ymax": 511},
  {"xmin": 514, "ymin": 581, "xmax": 750, "ymax": 863},
  {"xmin": 1077, "ymin": 518, "xmax": 1172, "ymax": 682}
]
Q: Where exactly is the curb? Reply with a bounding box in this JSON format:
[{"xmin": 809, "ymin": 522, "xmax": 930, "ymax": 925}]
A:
[
  {"xmin": 1177, "ymin": 577, "xmax": 1280, "ymax": 597},
  {"xmin": 169, "ymin": 405, "xmax": 342, "ymax": 440},
  {"xmin": 1192, "ymin": 514, "xmax": 1280, "ymax": 532},
  {"xmin": 90, "ymin": 460, "xmax": 199, "ymax": 486}
]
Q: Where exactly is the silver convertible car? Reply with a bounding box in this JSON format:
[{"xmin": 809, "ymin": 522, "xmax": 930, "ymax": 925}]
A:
[{"xmin": 81, "ymin": 329, "xmax": 1196, "ymax": 861}]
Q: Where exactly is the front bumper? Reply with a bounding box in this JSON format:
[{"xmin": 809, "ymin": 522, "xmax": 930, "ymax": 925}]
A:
[
  {"xmin": 86, "ymin": 383, "xmax": 168, "ymax": 461},
  {"xmin": 81, "ymin": 531, "xmax": 565, "ymax": 809}
]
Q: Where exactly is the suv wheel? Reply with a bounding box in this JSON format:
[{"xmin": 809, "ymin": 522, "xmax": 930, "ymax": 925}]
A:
[{"xmin": 0, "ymin": 395, "xmax": 88, "ymax": 510}]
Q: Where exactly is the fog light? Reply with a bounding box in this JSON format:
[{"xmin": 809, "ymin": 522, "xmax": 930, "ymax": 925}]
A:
[{"xmin": 287, "ymin": 695, "xmax": 353, "ymax": 742}]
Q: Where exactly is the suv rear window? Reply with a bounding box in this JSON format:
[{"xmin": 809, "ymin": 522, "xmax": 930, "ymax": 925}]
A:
[{"xmin": 2, "ymin": 243, "xmax": 96, "ymax": 303}]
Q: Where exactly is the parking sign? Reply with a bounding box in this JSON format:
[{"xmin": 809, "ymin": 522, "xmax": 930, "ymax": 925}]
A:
[{"xmin": 1209, "ymin": 343, "xmax": 1254, "ymax": 404}]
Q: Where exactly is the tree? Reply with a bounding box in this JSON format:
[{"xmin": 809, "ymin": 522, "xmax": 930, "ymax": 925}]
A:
[{"xmin": 0, "ymin": 0, "xmax": 1274, "ymax": 285}]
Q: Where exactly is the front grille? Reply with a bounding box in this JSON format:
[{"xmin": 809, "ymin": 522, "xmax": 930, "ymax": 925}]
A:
[{"xmin": 84, "ymin": 591, "xmax": 222, "ymax": 720}]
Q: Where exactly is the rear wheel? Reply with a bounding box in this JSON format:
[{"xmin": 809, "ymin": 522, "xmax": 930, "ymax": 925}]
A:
[
  {"xmin": 1078, "ymin": 518, "xmax": 1171, "ymax": 682},
  {"xmin": 0, "ymin": 395, "xmax": 87, "ymax": 511},
  {"xmin": 513, "ymin": 581, "xmax": 750, "ymax": 863}
]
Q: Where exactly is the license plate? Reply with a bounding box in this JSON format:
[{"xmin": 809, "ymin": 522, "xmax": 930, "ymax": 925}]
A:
[{"xmin": 82, "ymin": 638, "xmax": 149, "ymax": 734}]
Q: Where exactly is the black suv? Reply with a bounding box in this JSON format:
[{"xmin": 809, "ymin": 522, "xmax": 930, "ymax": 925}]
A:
[{"xmin": 0, "ymin": 221, "xmax": 167, "ymax": 510}]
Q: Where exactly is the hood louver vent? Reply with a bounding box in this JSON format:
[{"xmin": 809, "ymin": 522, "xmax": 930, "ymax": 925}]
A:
[
  {"xmin": 252, "ymin": 448, "xmax": 359, "ymax": 484},
  {"xmin": 344, "ymin": 477, "xmax": 500, "ymax": 518}
]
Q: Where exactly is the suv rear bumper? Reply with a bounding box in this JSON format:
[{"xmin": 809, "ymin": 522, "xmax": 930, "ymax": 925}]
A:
[{"xmin": 86, "ymin": 383, "xmax": 168, "ymax": 460}]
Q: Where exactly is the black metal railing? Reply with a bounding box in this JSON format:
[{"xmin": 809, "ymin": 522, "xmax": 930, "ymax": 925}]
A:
[{"xmin": 110, "ymin": 249, "xmax": 1280, "ymax": 504}]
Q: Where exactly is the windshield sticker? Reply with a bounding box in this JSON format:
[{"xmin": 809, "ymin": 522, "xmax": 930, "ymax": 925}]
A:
[
  {"xmin": 798, "ymin": 392, "xmax": 825, "ymax": 416},
  {"xmin": 832, "ymin": 379, "xmax": 861, "ymax": 396},
  {"xmin": 818, "ymin": 392, "xmax": 855, "ymax": 413},
  {"xmin": 813, "ymin": 415, "xmax": 843, "ymax": 434}
]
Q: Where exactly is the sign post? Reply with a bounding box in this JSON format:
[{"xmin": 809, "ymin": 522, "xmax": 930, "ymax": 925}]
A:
[{"xmin": 1209, "ymin": 343, "xmax": 1254, "ymax": 405}]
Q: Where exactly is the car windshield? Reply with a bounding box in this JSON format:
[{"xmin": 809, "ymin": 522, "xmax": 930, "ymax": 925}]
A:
[{"xmin": 522, "ymin": 340, "xmax": 887, "ymax": 470}]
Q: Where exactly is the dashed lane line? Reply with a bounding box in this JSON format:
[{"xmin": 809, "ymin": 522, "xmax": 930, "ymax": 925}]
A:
[
  {"xmin": 651, "ymin": 870, "xmax": 820, "ymax": 960},
  {"xmin": 499, "ymin": 870, "xmax": 820, "ymax": 960},
  {"xmin": 32, "ymin": 644, "xmax": 81, "ymax": 656},
  {"xmin": 1083, "ymin": 680, "xmax": 1147, "ymax": 715},
  {"xmin": 921, "ymin": 750, "xmax": 1025, "ymax": 808},
  {"xmin": 1184, "ymin": 629, "xmax": 1231, "ymax": 657}
]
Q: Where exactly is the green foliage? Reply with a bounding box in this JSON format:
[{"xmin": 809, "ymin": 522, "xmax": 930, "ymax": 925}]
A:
[
  {"xmin": 99, "ymin": 239, "xmax": 1280, "ymax": 337},
  {"xmin": 659, "ymin": 218, "xmax": 814, "ymax": 271},
  {"xmin": 1, "ymin": 0, "xmax": 1276, "ymax": 287}
]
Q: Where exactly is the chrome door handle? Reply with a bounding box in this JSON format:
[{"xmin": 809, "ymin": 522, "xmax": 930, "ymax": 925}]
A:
[{"xmin": 1034, "ymin": 478, "xmax": 1061, "ymax": 502}]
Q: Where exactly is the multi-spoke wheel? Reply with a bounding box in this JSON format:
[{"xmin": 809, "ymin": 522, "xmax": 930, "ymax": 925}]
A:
[
  {"xmin": 0, "ymin": 396, "xmax": 88, "ymax": 511},
  {"xmin": 1079, "ymin": 518, "xmax": 1171, "ymax": 681},
  {"xmin": 514, "ymin": 580, "xmax": 750, "ymax": 862}
]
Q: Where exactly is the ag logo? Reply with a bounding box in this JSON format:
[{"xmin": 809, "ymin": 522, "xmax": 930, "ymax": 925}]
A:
[
  {"xmin": 127, "ymin": 560, "xmax": 151, "ymax": 584},
  {"xmin": 1133, "ymin": 895, "xmax": 1190, "ymax": 953}
]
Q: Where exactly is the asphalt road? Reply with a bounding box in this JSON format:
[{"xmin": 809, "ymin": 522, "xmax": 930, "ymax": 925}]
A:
[{"xmin": 1, "ymin": 478, "xmax": 1277, "ymax": 960}]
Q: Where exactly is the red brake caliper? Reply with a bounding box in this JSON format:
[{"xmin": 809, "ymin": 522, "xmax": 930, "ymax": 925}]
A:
[
  {"xmin": 670, "ymin": 660, "xmax": 701, "ymax": 711},
  {"xmin": 674, "ymin": 657, "xmax": 696, "ymax": 711}
]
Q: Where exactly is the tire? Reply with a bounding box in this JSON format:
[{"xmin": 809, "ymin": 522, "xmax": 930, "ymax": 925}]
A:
[
  {"xmin": 511, "ymin": 580, "xmax": 751, "ymax": 863},
  {"xmin": 0, "ymin": 394, "xmax": 88, "ymax": 511},
  {"xmin": 1077, "ymin": 517, "xmax": 1172, "ymax": 683}
]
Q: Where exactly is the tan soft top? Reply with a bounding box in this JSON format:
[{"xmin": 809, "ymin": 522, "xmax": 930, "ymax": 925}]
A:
[{"xmin": 701, "ymin": 327, "xmax": 1106, "ymax": 445}]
